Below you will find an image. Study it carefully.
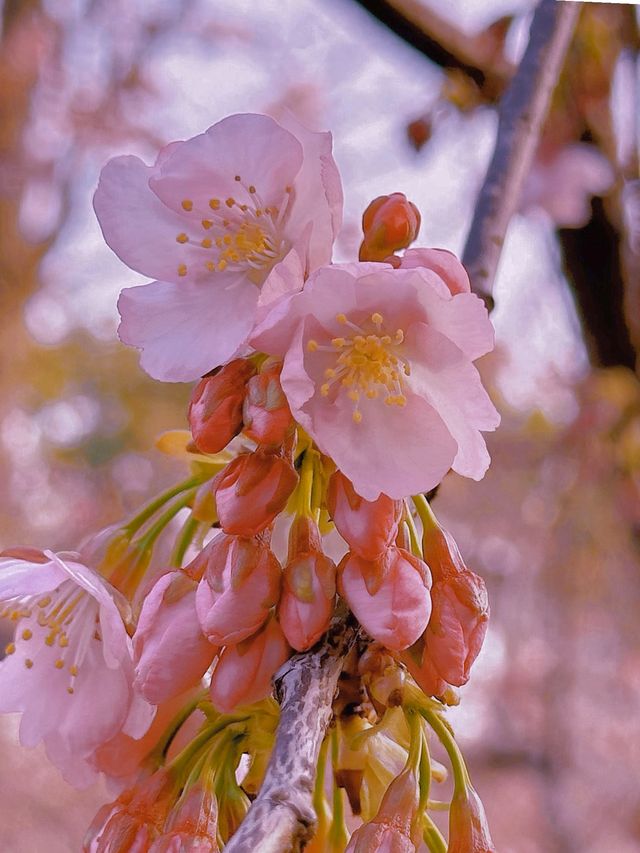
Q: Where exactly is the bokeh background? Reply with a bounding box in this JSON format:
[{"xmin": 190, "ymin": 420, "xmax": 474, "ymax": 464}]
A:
[{"xmin": 1, "ymin": 0, "xmax": 639, "ymax": 850}]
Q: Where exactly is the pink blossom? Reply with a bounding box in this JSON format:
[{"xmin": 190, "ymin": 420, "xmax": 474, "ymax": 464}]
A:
[
  {"xmin": 195, "ymin": 534, "xmax": 281, "ymax": 646},
  {"xmin": 209, "ymin": 617, "xmax": 290, "ymax": 712},
  {"xmin": 94, "ymin": 113, "xmax": 343, "ymax": 382},
  {"xmin": 133, "ymin": 571, "xmax": 217, "ymax": 704},
  {"xmin": 0, "ymin": 550, "xmax": 153, "ymax": 787},
  {"xmin": 448, "ymin": 784, "xmax": 496, "ymax": 853},
  {"xmin": 251, "ymin": 261, "xmax": 499, "ymax": 500},
  {"xmin": 346, "ymin": 767, "xmax": 421, "ymax": 852},
  {"xmin": 337, "ymin": 547, "xmax": 432, "ymax": 651}
]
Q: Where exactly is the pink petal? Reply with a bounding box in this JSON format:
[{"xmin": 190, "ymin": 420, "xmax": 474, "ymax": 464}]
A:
[
  {"xmin": 150, "ymin": 113, "xmax": 304, "ymax": 218},
  {"xmin": 93, "ymin": 154, "xmax": 206, "ymax": 283},
  {"xmin": 118, "ymin": 277, "xmax": 258, "ymax": 382},
  {"xmin": 0, "ymin": 556, "xmax": 66, "ymax": 599},
  {"xmin": 401, "ymin": 248, "xmax": 471, "ymax": 294},
  {"xmin": 404, "ymin": 323, "xmax": 500, "ymax": 480}
]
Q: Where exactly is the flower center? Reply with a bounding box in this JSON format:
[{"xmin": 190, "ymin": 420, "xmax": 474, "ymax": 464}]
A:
[
  {"xmin": 2, "ymin": 581, "xmax": 100, "ymax": 695},
  {"xmin": 307, "ymin": 312, "xmax": 410, "ymax": 423},
  {"xmin": 175, "ymin": 176, "xmax": 292, "ymax": 281}
]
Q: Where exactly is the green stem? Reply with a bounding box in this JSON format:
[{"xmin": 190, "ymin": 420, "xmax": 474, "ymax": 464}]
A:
[
  {"xmin": 313, "ymin": 734, "xmax": 331, "ymax": 823},
  {"xmin": 412, "ymin": 493, "xmax": 439, "ymax": 534},
  {"xmin": 170, "ymin": 515, "xmax": 200, "ymax": 568},
  {"xmin": 423, "ymin": 815, "xmax": 448, "ymax": 853},
  {"xmin": 418, "ymin": 732, "xmax": 432, "ymax": 815},
  {"xmin": 406, "ymin": 708, "xmax": 423, "ymax": 772},
  {"xmin": 136, "ymin": 489, "xmax": 198, "ymax": 553},
  {"xmin": 404, "ymin": 503, "xmax": 422, "ymax": 557},
  {"xmin": 124, "ymin": 475, "xmax": 205, "ymax": 535},
  {"xmin": 419, "ymin": 707, "xmax": 470, "ymax": 791}
]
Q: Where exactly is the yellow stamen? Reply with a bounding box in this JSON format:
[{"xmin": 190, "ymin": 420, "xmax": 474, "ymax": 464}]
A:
[
  {"xmin": 202, "ymin": 219, "xmax": 213, "ymax": 229},
  {"xmin": 181, "ymin": 199, "xmax": 193, "ymax": 211},
  {"xmin": 178, "ymin": 264, "xmax": 187, "ymax": 277},
  {"xmin": 176, "ymin": 233, "xmax": 188, "ymax": 244},
  {"xmin": 21, "ymin": 629, "xmax": 32, "ymax": 641},
  {"xmin": 5, "ymin": 643, "xmax": 15, "ymax": 655},
  {"xmin": 201, "ymin": 238, "xmax": 212, "ymax": 249},
  {"xmin": 307, "ymin": 340, "xmax": 319, "ymax": 353},
  {"xmin": 209, "ymin": 199, "xmax": 220, "ymax": 210}
]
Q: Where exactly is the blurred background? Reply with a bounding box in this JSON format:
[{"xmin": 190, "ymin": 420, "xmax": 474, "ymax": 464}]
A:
[{"xmin": 0, "ymin": 0, "xmax": 639, "ymax": 850}]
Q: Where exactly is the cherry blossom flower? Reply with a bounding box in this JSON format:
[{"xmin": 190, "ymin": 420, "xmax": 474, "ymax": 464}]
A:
[
  {"xmin": 252, "ymin": 261, "xmax": 499, "ymax": 500},
  {"xmin": 0, "ymin": 549, "xmax": 152, "ymax": 787},
  {"xmin": 94, "ymin": 113, "xmax": 343, "ymax": 382}
]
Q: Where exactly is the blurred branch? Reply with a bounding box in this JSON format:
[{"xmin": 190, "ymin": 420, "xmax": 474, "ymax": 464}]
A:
[
  {"xmin": 350, "ymin": 0, "xmax": 513, "ymax": 99},
  {"xmin": 462, "ymin": 0, "xmax": 580, "ymax": 305},
  {"xmin": 225, "ymin": 614, "xmax": 358, "ymax": 853}
]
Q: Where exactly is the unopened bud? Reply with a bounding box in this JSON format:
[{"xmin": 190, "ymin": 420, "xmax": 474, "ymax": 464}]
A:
[
  {"xmin": 448, "ymin": 783, "xmax": 496, "ymax": 853},
  {"xmin": 188, "ymin": 358, "xmax": 256, "ymax": 454},
  {"xmin": 359, "ymin": 193, "xmax": 421, "ymax": 262},
  {"xmin": 214, "ymin": 450, "xmax": 298, "ymax": 536},
  {"xmin": 243, "ymin": 361, "xmax": 294, "ymax": 446}
]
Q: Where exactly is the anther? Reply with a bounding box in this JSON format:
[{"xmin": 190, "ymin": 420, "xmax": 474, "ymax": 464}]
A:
[
  {"xmin": 54, "ymin": 659, "xmax": 64, "ymax": 669},
  {"xmin": 209, "ymin": 199, "xmax": 220, "ymax": 210},
  {"xmin": 320, "ymin": 383, "xmax": 330, "ymax": 397},
  {"xmin": 206, "ymin": 261, "xmax": 215, "ymax": 271},
  {"xmin": 202, "ymin": 219, "xmax": 213, "ymax": 229},
  {"xmin": 331, "ymin": 337, "xmax": 346, "ymax": 348},
  {"xmin": 69, "ymin": 665, "xmax": 79, "ymax": 677},
  {"xmin": 234, "ymin": 175, "xmax": 241, "ymax": 182},
  {"xmin": 176, "ymin": 233, "xmax": 188, "ymax": 243},
  {"xmin": 307, "ymin": 340, "xmax": 319, "ymax": 353},
  {"xmin": 352, "ymin": 411, "xmax": 363, "ymax": 424},
  {"xmin": 21, "ymin": 629, "xmax": 32, "ymax": 640},
  {"xmin": 371, "ymin": 312, "xmax": 383, "ymax": 325},
  {"xmin": 249, "ymin": 185, "xmax": 256, "ymax": 194},
  {"xmin": 67, "ymin": 687, "xmax": 74, "ymax": 695},
  {"xmin": 25, "ymin": 659, "xmax": 34, "ymax": 669},
  {"xmin": 178, "ymin": 264, "xmax": 188, "ymax": 277},
  {"xmin": 225, "ymin": 198, "xmax": 235, "ymax": 208},
  {"xmin": 201, "ymin": 238, "xmax": 212, "ymax": 248},
  {"xmin": 5, "ymin": 643, "xmax": 15, "ymax": 655},
  {"xmin": 181, "ymin": 199, "xmax": 193, "ymax": 211},
  {"xmin": 336, "ymin": 313, "xmax": 347, "ymax": 324},
  {"xmin": 217, "ymin": 260, "xmax": 228, "ymax": 271}
]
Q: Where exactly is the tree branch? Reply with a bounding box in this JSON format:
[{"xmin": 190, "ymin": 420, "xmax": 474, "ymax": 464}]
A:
[
  {"xmin": 225, "ymin": 614, "xmax": 358, "ymax": 853},
  {"xmin": 462, "ymin": 0, "xmax": 580, "ymax": 304},
  {"xmin": 350, "ymin": 0, "xmax": 513, "ymax": 98}
]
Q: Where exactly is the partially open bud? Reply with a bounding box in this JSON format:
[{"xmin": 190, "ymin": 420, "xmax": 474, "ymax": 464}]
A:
[
  {"xmin": 134, "ymin": 570, "xmax": 217, "ymax": 704},
  {"xmin": 188, "ymin": 359, "xmax": 256, "ymax": 454},
  {"xmin": 346, "ymin": 767, "xmax": 421, "ymax": 852},
  {"xmin": 338, "ymin": 547, "xmax": 432, "ymax": 651},
  {"xmin": 195, "ymin": 534, "xmax": 281, "ymax": 646},
  {"xmin": 448, "ymin": 784, "xmax": 496, "ymax": 853},
  {"xmin": 278, "ymin": 516, "xmax": 336, "ymax": 651},
  {"xmin": 359, "ymin": 193, "xmax": 421, "ymax": 262},
  {"xmin": 209, "ymin": 617, "xmax": 290, "ymax": 713},
  {"xmin": 214, "ymin": 450, "xmax": 299, "ymax": 536},
  {"xmin": 150, "ymin": 783, "xmax": 220, "ymax": 852},
  {"xmin": 327, "ymin": 471, "xmax": 402, "ymax": 561},
  {"xmin": 242, "ymin": 361, "xmax": 294, "ymax": 446},
  {"xmin": 400, "ymin": 639, "xmax": 448, "ymax": 700},
  {"xmin": 358, "ymin": 645, "xmax": 406, "ymax": 709}
]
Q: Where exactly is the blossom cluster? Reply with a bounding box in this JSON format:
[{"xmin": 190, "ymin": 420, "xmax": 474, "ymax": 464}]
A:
[{"xmin": 0, "ymin": 113, "xmax": 498, "ymax": 851}]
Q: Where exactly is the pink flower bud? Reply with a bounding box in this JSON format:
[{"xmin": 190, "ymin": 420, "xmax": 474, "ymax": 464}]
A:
[
  {"xmin": 400, "ymin": 640, "xmax": 448, "ymax": 699},
  {"xmin": 327, "ymin": 471, "xmax": 402, "ymax": 561},
  {"xmin": 278, "ymin": 516, "xmax": 336, "ymax": 651},
  {"xmin": 213, "ymin": 450, "xmax": 299, "ymax": 536},
  {"xmin": 360, "ymin": 193, "xmax": 421, "ymax": 262},
  {"xmin": 338, "ymin": 547, "xmax": 432, "ymax": 651},
  {"xmin": 421, "ymin": 514, "xmax": 489, "ymax": 686},
  {"xmin": 346, "ymin": 768, "xmax": 421, "ymax": 852},
  {"xmin": 209, "ymin": 617, "xmax": 290, "ymax": 712},
  {"xmin": 448, "ymin": 784, "xmax": 496, "ymax": 853},
  {"xmin": 195, "ymin": 534, "xmax": 281, "ymax": 646},
  {"xmin": 242, "ymin": 361, "xmax": 294, "ymax": 446},
  {"xmin": 134, "ymin": 571, "xmax": 217, "ymax": 704},
  {"xmin": 188, "ymin": 359, "xmax": 256, "ymax": 454},
  {"xmin": 425, "ymin": 572, "xmax": 489, "ymax": 686},
  {"xmin": 150, "ymin": 783, "xmax": 220, "ymax": 853}
]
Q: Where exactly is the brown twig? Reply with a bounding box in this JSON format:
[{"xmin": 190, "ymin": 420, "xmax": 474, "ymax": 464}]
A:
[
  {"xmin": 462, "ymin": 0, "xmax": 580, "ymax": 304},
  {"xmin": 225, "ymin": 613, "xmax": 358, "ymax": 853}
]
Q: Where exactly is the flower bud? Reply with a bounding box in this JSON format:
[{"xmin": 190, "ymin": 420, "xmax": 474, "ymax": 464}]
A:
[
  {"xmin": 242, "ymin": 361, "xmax": 294, "ymax": 446},
  {"xmin": 150, "ymin": 783, "xmax": 220, "ymax": 852},
  {"xmin": 448, "ymin": 784, "xmax": 496, "ymax": 853},
  {"xmin": 278, "ymin": 516, "xmax": 336, "ymax": 651},
  {"xmin": 213, "ymin": 450, "xmax": 298, "ymax": 536},
  {"xmin": 420, "ymin": 511, "xmax": 489, "ymax": 685},
  {"xmin": 134, "ymin": 571, "xmax": 217, "ymax": 704},
  {"xmin": 400, "ymin": 640, "xmax": 448, "ymax": 700},
  {"xmin": 346, "ymin": 768, "xmax": 421, "ymax": 852},
  {"xmin": 359, "ymin": 193, "xmax": 421, "ymax": 262},
  {"xmin": 209, "ymin": 617, "xmax": 290, "ymax": 712},
  {"xmin": 327, "ymin": 471, "xmax": 402, "ymax": 561},
  {"xmin": 338, "ymin": 547, "xmax": 432, "ymax": 651},
  {"xmin": 188, "ymin": 359, "xmax": 256, "ymax": 454},
  {"xmin": 195, "ymin": 534, "xmax": 281, "ymax": 646},
  {"xmin": 426, "ymin": 572, "xmax": 489, "ymax": 686}
]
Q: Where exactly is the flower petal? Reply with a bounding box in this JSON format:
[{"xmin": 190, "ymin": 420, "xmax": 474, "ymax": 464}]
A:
[{"xmin": 117, "ymin": 278, "xmax": 258, "ymax": 382}]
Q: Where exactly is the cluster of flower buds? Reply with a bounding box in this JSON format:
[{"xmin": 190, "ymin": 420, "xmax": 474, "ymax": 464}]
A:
[{"xmin": 1, "ymin": 112, "xmax": 500, "ymax": 851}]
